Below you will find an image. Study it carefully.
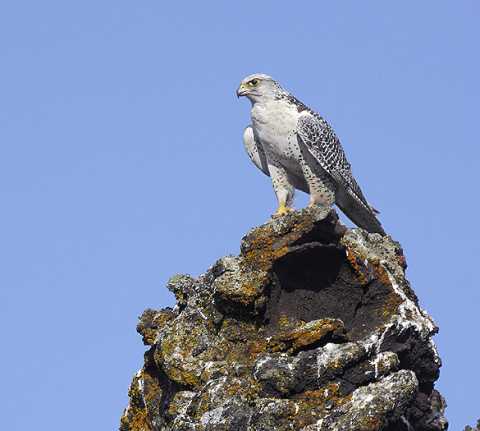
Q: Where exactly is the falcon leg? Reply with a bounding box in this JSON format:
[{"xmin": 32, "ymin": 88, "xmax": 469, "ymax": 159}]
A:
[
  {"xmin": 300, "ymin": 158, "xmax": 336, "ymax": 209},
  {"xmin": 265, "ymin": 157, "xmax": 295, "ymax": 217},
  {"xmin": 307, "ymin": 195, "xmax": 332, "ymax": 208},
  {"xmin": 272, "ymin": 189, "xmax": 295, "ymax": 217}
]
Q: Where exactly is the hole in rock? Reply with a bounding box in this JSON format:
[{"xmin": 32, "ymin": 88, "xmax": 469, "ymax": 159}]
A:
[{"xmin": 263, "ymin": 243, "xmax": 393, "ymax": 340}]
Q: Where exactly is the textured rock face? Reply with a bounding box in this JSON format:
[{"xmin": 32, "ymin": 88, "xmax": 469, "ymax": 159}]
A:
[
  {"xmin": 120, "ymin": 208, "xmax": 447, "ymax": 431},
  {"xmin": 464, "ymin": 420, "xmax": 480, "ymax": 431}
]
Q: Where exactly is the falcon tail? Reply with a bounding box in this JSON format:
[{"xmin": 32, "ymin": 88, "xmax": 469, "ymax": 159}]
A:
[{"xmin": 336, "ymin": 189, "xmax": 386, "ymax": 236}]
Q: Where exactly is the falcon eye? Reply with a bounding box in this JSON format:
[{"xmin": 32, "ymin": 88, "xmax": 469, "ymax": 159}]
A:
[{"xmin": 249, "ymin": 79, "xmax": 259, "ymax": 86}]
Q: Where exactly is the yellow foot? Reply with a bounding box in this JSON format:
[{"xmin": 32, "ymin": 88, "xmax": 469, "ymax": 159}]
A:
[{"xmin": 271, "ymin": 204, "xmax": 295, "ymax": 218}]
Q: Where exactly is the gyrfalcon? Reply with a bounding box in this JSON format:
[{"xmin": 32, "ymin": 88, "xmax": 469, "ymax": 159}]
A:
[{"xmin": 237, "ymin": 73, "xmax": 386, "ymax": 236}]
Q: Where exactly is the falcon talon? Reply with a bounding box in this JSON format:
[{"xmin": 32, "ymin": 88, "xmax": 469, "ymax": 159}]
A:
[{"xmin": 237, "ymin": 74, "xmax": 386, "ymax": 236}]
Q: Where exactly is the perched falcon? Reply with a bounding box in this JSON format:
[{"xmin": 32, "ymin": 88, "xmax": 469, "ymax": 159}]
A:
[{"xmin": 237, "ymin": 73, "xmax": 386, "ymax": 236}]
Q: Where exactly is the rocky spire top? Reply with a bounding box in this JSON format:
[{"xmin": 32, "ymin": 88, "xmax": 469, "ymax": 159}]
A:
[{"xmin": 120, "ymin": 208, "xmax": 448, "ymax": 431}]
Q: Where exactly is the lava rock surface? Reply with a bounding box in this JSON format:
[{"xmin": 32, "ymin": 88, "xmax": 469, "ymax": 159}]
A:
[{"xmin": 120, "ymin": 207, "xmax": 447, "ymax": 431}]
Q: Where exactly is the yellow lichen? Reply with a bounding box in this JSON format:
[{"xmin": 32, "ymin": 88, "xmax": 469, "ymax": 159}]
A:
[
  {"xmin": 120, "ymin": 368, "xmax": 162, "ymax": 431},
  {"xmin": 269, "ymin": 319, "xmax": 344, "ymax": 354}
]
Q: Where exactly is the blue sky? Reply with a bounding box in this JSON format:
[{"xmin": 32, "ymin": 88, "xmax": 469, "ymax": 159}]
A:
[{"xmin": 1, "ymin": 2, "xmax": 479, "ymax": 430}]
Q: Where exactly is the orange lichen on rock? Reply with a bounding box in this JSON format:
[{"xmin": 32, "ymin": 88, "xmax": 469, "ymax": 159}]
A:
[
  {"xmin": 268, "ymin": 318, "xmax": 344, "ymax": 354},
  {"xmin": 136, "ymin": 308, "xmax": 175, "ymax": 346},
  {"xmin": 374, "ymin": 261, "xmax": 393, "ymax": 288},
  {"xmin": 120, "ymin": 367, "xmax": 162, "ymax": 431},
  {"xmin": 345, "ymin": 250, "xmax": 370, "ymax": 285}
]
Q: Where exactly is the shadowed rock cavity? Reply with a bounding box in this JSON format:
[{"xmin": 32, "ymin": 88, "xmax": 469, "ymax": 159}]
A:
[{"xmin": 265, "ymin": 242, "xmax": 394, "ymax": 341}]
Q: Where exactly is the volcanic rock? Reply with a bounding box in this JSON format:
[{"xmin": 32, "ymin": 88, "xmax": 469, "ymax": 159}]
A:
[
  {"xmin": 464, "ymin": 420, "xmax": 480, "ymax": 431},
  {"xmin": 120, "ymin": 207, "xmax": 447, "ymax": 431}
]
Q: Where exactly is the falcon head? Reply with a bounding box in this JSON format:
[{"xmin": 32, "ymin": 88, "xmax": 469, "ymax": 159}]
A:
[{"xmin": 236, "ymin": 74, "xmax": 284, "ymax": 103}]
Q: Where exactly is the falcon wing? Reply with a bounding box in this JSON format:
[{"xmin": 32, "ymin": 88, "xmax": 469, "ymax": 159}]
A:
[
  {"xmin": 297, "ymin": 114, "xmax": 379, "ymax": 215},
  {"xmin": 243, "ymin": 125, "xmax": 269, "ymax": 176}
]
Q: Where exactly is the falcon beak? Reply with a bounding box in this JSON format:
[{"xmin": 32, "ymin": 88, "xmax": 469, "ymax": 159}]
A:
[{"xmin": 236, "ymin": 85, "xmax": 247, "ymax": 98}]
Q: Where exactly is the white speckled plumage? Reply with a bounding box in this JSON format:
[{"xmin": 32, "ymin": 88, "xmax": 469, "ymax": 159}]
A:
[{"xmin": 237, "ymin": 74, "xmax": 385, "ymax": 235}]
